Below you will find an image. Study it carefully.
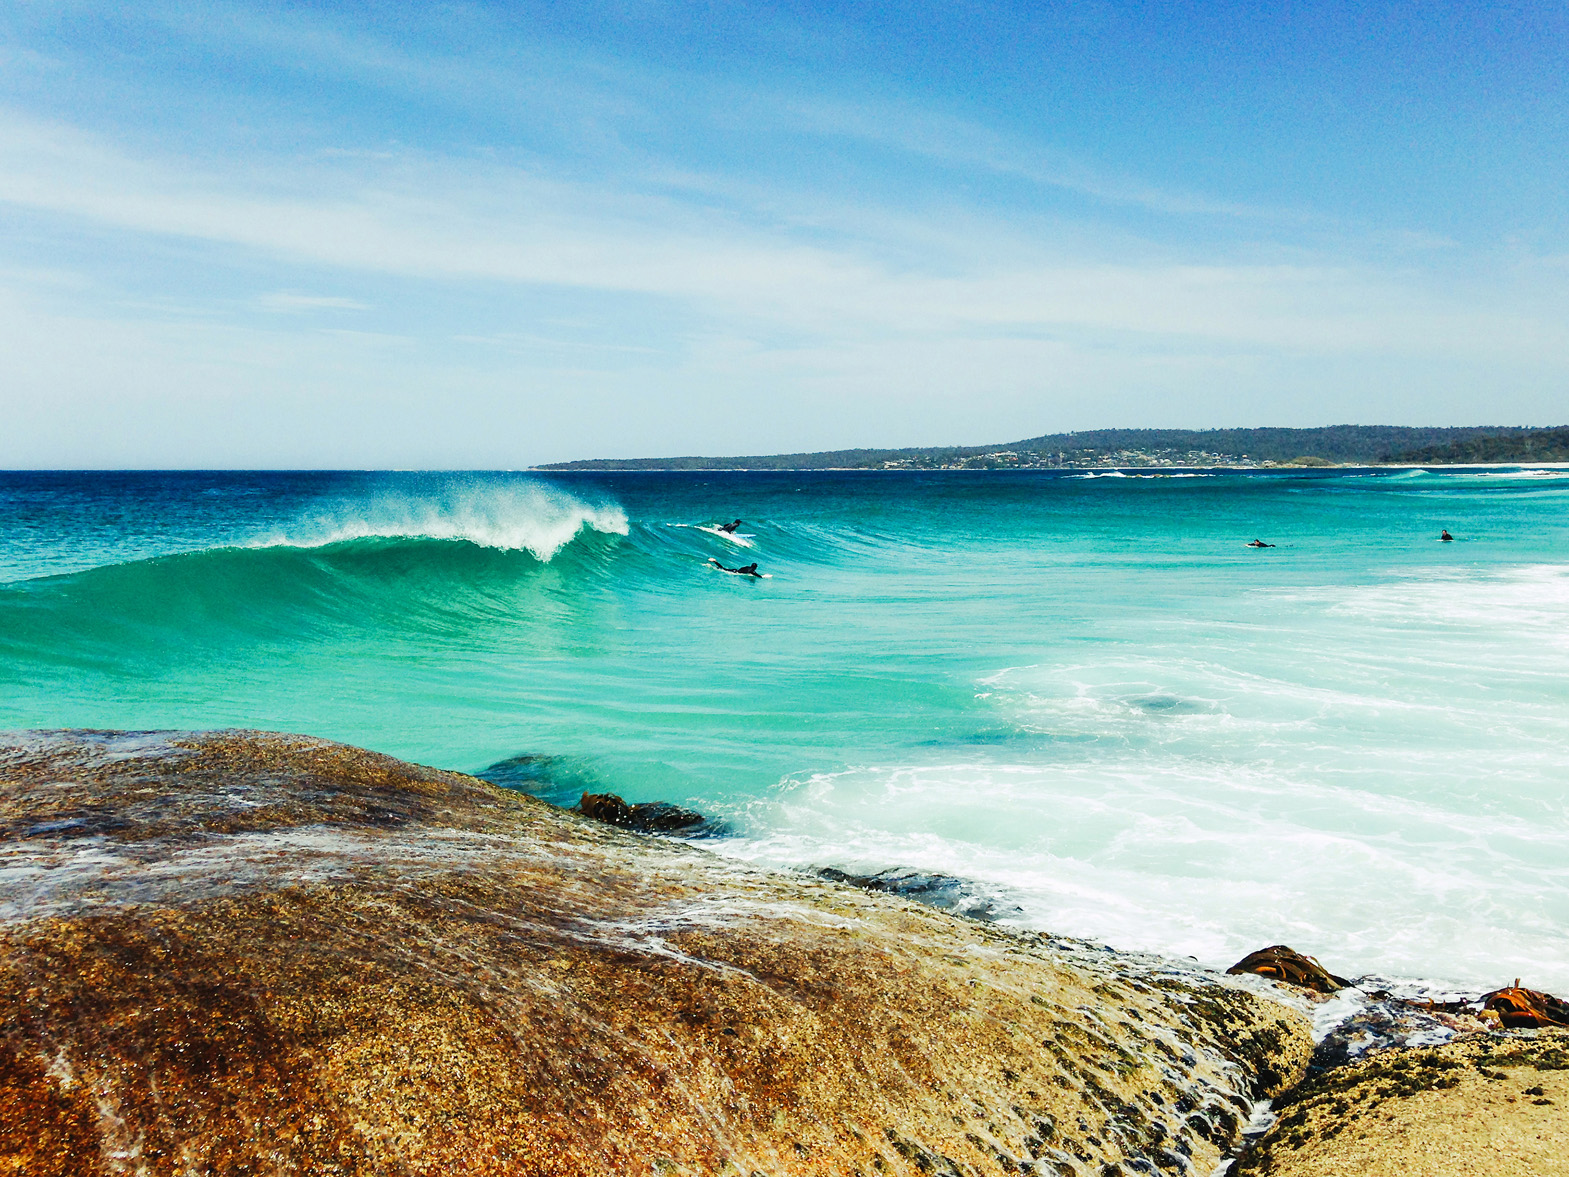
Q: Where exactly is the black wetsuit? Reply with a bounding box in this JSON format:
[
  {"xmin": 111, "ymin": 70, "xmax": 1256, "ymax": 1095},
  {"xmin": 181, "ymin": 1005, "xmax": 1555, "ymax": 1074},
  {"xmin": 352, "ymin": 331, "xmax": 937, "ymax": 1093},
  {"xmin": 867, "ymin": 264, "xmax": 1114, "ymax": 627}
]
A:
[{"xmin": 710, "ymin": 559, "xmax": 762, "ymax": 577}]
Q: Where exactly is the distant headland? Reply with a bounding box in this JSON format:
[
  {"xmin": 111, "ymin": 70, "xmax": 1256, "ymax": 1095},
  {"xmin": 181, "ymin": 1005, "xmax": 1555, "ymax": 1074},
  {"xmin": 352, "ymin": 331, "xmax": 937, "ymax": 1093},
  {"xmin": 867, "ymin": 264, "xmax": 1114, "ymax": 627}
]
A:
[{"xmin": 537, "ymin": 425, "xmax": 1569, "ymax": 472}]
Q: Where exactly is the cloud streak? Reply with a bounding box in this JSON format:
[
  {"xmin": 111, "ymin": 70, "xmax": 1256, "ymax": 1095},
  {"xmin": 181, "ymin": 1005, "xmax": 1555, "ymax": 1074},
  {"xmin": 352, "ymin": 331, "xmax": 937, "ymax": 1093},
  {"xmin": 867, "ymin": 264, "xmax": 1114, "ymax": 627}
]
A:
[
  {"xmin": 0, "ymin": 0, "xmax": 1566, "ymax": 465},
  {"xmin": 0, "ymin": 107, "xmax": 1557, "ymax": 365}
]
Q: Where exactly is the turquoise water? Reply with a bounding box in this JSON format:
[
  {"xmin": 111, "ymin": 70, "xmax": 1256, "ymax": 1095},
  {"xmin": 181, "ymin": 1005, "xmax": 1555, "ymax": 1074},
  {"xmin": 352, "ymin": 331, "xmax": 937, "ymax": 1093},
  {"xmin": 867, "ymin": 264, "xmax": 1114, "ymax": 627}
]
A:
[{"xmin": 3, "ymin": 468, "xmax": 1567, "ymax": 990}]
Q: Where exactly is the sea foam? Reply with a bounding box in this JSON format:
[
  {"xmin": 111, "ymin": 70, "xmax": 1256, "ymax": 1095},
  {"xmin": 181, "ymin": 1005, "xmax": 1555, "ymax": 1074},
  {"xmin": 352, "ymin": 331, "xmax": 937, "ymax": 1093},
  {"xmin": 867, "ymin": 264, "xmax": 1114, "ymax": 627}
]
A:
[
  {"xmin": 710, "ymin": 562, "xmax": 1569, "ymax": 992},
  {"xmin": 258, "ymin": 480, "xmax": 628, "ymax": 561}
]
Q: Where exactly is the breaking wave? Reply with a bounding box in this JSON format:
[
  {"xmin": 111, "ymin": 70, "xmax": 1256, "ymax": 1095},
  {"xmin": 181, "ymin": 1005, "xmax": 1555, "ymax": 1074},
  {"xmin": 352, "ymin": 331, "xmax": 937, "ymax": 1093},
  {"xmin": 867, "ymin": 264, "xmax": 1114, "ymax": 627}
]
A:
[{"xmin": 254, "ymin": 482, "xmax": 628, "ymax": 561}]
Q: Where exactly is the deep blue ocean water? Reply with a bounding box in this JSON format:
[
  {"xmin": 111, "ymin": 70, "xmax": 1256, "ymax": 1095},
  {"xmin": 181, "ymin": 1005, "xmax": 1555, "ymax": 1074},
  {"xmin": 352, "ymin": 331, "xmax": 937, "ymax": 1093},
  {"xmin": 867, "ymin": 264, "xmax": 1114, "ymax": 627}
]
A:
[{"xmin": 3, "ymin": 467, "xmax": 1566, "ymax": 990}]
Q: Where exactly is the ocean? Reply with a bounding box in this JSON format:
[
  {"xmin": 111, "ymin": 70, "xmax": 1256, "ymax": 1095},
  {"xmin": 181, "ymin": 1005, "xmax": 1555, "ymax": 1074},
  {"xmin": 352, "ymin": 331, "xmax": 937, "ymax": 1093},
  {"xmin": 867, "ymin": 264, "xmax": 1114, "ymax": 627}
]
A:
[{"xmin": 2, "ymin": 467, "xmax": 1566, "ymax": 993}]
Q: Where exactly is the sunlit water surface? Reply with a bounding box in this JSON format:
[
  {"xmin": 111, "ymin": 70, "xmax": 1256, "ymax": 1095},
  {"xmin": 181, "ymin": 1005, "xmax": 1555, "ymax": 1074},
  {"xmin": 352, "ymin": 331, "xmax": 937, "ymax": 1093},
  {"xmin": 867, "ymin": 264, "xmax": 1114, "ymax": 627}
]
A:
[{"xmin": 2, "ymin": 468, "xmax": 1566, "ymax": 990}]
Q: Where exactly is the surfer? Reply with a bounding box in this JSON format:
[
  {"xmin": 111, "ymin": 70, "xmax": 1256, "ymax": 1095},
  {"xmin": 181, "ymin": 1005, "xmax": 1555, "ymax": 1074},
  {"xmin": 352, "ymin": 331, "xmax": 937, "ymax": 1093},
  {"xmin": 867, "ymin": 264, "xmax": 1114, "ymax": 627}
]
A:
[
  {"xmin": 1246, "ymin": 539, "xmax": 1276, "ymax": 548},
  {"xmin": 1440, "ymin": 529, "xmax": 1454, "ymax": 542},
  {"xmin": 717, "ymin": 519, "xmax": 743, "ymax": 533},
  {"xmin": 709, "ymin": 558, "xmax": 762, "ymax": 578}
]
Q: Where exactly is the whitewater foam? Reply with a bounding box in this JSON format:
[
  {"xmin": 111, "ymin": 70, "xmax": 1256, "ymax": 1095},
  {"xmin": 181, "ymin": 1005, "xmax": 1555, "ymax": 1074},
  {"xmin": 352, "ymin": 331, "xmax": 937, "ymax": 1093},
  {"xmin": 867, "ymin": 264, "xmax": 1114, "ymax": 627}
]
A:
[
  {"xmin": 258, "ymin": 481, "xmax": 627, "ymax": 560},
  {"xmin": 704, "ymin": 561, "xmax": 1569, "ymax": 991},
  {"xmin": 1459, "ymin": 467, "xmax": 1569, "ymax": 478},
  {"xmin": 713, "ymin": 754, "xmax": 1569, "ymax": 991}
]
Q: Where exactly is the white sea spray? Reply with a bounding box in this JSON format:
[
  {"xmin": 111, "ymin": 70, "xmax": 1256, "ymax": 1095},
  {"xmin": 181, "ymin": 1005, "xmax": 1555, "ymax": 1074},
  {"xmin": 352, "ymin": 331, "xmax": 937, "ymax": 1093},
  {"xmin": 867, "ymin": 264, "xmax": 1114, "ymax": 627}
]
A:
[{"xmin": 257, "ymin": 479, "xmax": 628, "ymax": 560}]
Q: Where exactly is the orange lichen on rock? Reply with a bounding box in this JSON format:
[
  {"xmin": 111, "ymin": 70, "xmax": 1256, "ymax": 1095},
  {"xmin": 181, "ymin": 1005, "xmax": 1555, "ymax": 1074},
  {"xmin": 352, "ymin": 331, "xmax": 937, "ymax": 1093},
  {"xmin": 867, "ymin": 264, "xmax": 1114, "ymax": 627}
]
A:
[{"xmin": 0, "ymin": 730, "xmax": 1312, "ymax": 1176}]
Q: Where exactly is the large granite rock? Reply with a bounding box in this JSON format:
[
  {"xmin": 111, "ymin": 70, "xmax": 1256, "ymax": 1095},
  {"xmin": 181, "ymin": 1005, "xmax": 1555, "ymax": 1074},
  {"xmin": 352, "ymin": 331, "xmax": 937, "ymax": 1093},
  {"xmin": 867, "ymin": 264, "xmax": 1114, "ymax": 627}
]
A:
[
  {"xmin": 0, "ymin": 730, "xmax": 1311, "ymax": 1176},
  {"xmin": 1236, "ymin": 1032, "xmax": 1569, "ymax": 1177}
]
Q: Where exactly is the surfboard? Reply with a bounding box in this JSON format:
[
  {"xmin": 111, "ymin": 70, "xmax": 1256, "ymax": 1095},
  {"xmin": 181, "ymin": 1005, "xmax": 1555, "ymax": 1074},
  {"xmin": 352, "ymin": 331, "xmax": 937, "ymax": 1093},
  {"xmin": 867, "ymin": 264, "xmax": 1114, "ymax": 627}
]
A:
[{"xmin": 695, "ymin": 525, "xmax": 756, "ymax": 547}]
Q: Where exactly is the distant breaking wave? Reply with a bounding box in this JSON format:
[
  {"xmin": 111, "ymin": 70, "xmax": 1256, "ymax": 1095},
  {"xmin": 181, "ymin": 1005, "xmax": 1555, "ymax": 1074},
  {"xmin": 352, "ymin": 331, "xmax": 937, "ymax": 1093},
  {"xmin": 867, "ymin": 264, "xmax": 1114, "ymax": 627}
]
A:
[
  {"xmin": 253, "ymin": 482, "xmax": 629, "ymax": 561},
  {"xmin": 0, "ymin": 482, "xmax": 637, "ymax": 667}
]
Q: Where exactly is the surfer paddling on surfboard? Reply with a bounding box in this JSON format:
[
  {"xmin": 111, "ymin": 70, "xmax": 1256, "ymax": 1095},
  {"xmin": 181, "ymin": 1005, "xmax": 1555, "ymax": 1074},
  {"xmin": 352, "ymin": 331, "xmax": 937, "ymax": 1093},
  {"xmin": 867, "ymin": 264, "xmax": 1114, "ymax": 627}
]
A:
[
  {"xmin": 709, "ymin": 559, "xmax": 763, "ymax": 578},
  {"xmin": 1246, "ymin": 539, "xmax": 1276, "ymax": 548}
]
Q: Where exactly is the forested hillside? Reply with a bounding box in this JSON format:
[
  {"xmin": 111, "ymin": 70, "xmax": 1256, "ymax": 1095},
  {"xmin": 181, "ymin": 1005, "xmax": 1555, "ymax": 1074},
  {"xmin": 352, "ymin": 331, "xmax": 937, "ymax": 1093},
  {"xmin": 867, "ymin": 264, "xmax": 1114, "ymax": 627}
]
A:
[
  {"xmin": 539, "ymin": 426, "xmax": 1553, "ymax": 470},
  {"xmin": 1388, "ymin": 427, "xmax": 1569, "ymax": 464}
]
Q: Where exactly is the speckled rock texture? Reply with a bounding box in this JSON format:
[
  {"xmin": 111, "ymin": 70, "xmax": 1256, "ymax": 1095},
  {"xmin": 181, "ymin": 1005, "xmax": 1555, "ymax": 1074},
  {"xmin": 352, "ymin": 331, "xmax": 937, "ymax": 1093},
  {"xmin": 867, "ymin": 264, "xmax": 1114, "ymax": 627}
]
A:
[
  {"xmin": 1236, "ymin": 1032, "xmax": 1569, "ymax": 1177},
  {"xmin": 0, "ymin": 730, "xmax": 1311, "ymax": 1177}
]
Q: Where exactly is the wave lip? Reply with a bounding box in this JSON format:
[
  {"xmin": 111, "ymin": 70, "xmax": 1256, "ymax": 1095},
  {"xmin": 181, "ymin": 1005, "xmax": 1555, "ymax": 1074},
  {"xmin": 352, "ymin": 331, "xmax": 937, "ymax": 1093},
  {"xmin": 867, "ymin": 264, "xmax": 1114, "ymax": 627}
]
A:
[{"xmin": 253, "ymin": 482, "xmax": 628, "ymax": 562}]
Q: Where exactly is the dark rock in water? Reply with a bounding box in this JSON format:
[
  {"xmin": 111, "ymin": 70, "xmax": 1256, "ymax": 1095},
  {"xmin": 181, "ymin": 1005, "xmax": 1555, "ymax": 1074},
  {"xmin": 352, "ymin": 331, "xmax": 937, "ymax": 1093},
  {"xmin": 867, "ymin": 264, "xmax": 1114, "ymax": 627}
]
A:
[
  {"xmin": 624, "ymin": 800, "xmax": 719, "ymax": 833},
  {"xmin": 816, "ymin": 866, "xmax": 1026, "ymax": 923},
  {"xmin": 478, "ymin": 756, "xmax": 721, "ymax": 833},
  {"xmin": 1130, "ymin": 693, "xmax": 1212, "ymax": 715},
  {"xmin": 1483, "ymin": 982, "xmax": 1569, "ymax": 1029},
  {"xmin": 579, "ymin": 789, "xmax": 635, "ymax": 824},
  {"xmin": 0, "ymin": 730, "xmax": 1310, "ymax": 1176},
  {"xmin": 578, "ymin": 790, "xmax": 719, "ymax": 835},
  {"xmin": 1226, "ymin": 945, "xmax": 1350, "ymax": 993}
]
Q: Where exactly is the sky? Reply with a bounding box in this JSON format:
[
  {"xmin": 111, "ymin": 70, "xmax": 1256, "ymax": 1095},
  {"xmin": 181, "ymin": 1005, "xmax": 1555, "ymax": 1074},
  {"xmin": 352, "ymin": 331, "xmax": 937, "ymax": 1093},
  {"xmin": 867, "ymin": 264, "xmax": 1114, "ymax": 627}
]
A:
[{"xmin": 1, "ymin": 1, "xmax": 1566, "ymax": 467}]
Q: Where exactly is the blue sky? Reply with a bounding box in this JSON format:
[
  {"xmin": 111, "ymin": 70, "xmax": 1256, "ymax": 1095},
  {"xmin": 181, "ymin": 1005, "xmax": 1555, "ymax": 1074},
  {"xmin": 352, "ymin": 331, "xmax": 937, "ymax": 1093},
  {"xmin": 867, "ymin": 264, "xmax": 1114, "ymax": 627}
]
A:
[{"xmin": 1, "ymin": 1, "xmax": 1566, "ymax": 466}]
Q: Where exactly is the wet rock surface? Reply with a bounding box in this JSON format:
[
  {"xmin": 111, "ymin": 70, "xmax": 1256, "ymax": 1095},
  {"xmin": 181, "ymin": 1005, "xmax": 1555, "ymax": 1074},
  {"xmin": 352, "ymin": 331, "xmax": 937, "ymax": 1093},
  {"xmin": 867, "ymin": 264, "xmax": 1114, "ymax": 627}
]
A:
[
  {"xmin": 814, "ymin": 866, "xmax": 1026, "ymax": 923},
  {"xmin": 1217, "ymin": 952, "xmax": 1569, "ymax": 1175},
  {"xmin": 0, "ymin": 730, "xmax": 1311, "ymax": 1177},
  {"xmin": 1309, "ymin": 990, "xmax": 1493, "ymax": 1072},
  {"xmin": 1236, "ymin": 1032, "xmax": 1569, "ymax": 1177},
  {"xmin": 578, "ymin": 789, "xmax": 720, "ymax": 835}
]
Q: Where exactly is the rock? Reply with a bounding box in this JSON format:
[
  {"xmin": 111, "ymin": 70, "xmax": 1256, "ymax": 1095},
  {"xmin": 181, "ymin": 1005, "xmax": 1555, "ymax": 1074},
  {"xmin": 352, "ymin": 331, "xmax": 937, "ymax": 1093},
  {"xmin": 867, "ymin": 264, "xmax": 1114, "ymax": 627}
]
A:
[
  {"xmin": 816, "ymin": 866, "xmax": 1026, "ymax": 923},
  {"xmin": 1226, "ymin": 945, "xmax": 1351, "ymax": 993},
  {"xmin": 0, "ymin": 730, "xmax": 1312, "ymax": 1176},
  {"xmin": 1237, "ymin": 1032, "xmax": 1569, "ymax": 1177},
  {"xmin": 578, "ymin": 788, "xmax": 635, "ymax": 824},
  {"xmin": 1310, "ymin": 991, "xmax": 1491, "ymax": 1072},
  {"xmin": 579, "ymin": 790, "xmax": 717, "ymax": 834},
  {"xmin": 1483, "ymin": 981, "xmax": 1569, "ymax": 1029}
]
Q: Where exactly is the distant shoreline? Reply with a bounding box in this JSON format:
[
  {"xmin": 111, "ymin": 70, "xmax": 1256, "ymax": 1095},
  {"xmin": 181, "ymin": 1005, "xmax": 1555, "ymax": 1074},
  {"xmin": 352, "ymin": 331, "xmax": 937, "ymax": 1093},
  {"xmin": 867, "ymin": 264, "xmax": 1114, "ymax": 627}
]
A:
[
  {"xmin": 534, "ymin": 424, "xmax": 1569, "ymax": 472},
  {"xmin": 537, "ymin": 461, "xmax": 1569, "ymax": 473}
]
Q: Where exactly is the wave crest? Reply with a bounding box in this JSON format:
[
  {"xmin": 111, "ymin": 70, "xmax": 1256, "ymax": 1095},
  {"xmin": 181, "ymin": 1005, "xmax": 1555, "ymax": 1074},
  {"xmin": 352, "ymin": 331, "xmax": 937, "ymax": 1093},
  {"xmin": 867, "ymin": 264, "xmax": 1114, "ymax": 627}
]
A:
[{"xmin": 255, "ymin": 482, "xmax": 628, "ymax": 561}]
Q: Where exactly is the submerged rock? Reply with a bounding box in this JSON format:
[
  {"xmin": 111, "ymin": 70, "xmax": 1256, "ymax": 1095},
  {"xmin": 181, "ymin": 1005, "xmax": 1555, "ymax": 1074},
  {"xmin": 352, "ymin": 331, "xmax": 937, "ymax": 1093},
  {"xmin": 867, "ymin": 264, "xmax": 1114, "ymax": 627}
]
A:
[
  {"xmin": 0, "ymin": 730, "xmax": 1310, "ymax": 1176},
  {"xmin": 1226, "ymin": 945, "xmax": 1350, "ymax": 993},
  {"xmin": 474, "ymin": 751, "xmax": 600, "ymax": 803}
]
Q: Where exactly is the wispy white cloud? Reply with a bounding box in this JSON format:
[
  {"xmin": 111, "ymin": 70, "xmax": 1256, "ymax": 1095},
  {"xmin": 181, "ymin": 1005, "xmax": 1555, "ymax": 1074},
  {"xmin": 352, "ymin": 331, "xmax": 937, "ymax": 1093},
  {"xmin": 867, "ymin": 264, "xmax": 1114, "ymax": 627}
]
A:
[
  {"xmin": 0, "ymin": 0, "xmax": 1563, "ymax": 466},
  {"xmin": 123, "ymin": 1, "xmax": 1293, "ymax": 225},
  {"xmin": 763, "ymin": 96, "xmax": 1298, "ymax": 223},
  {"xmin": 0, "ymin": 106, "xmax": 1559, "ymax": 365},
  {"xmin": 256, "ymin": 292, "xmax": 370, "ymax": 313}
]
